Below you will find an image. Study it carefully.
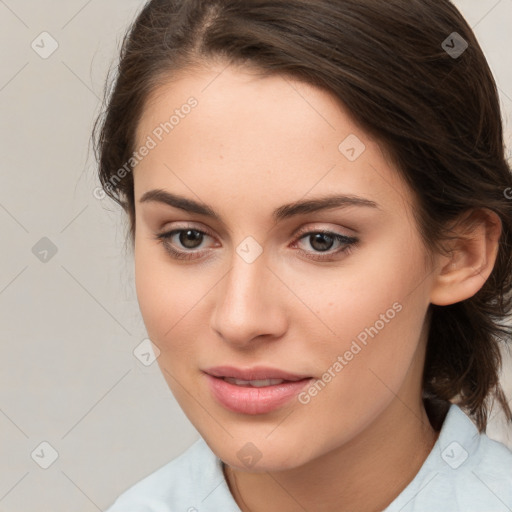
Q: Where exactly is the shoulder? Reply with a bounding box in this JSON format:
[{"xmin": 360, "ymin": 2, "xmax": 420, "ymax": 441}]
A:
[
  {"xmin": 443, "ymin": 420, "xmax": 512, "ymax": 510},
  {"xmin": 386, "ymin": 404, "xmax": 512, "ymax": 512},
  {"xmin": 104, "ymin": 437, "xmax": 239, "ymax": 512}
]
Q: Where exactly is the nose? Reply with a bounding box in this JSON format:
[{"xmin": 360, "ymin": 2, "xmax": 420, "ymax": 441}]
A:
[{"xmin": 209, "ymin": 251, "xmax": 288, "ymax": 348}]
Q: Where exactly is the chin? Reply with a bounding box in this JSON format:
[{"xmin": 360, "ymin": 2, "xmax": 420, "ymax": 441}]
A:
[{"xmin": 204, "ymin": 431, "xmax": 315, "ymax": 473}]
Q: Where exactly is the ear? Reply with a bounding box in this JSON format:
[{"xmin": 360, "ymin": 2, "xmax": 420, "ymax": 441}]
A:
[{"xmin": 429, "ymin": 208, "xmax": 502, "ymax": 306}]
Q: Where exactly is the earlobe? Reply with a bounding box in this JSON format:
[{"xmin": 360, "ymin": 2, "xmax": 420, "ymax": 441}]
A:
[{"xmin": 429, "ymin": 209, "xmax": 502, "ymax": 306}]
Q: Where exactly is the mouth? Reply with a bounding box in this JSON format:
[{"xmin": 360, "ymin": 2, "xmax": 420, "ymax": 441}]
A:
[{"xmin": 202, "ymin": 366, "xmax": 314, "ymax": 415}]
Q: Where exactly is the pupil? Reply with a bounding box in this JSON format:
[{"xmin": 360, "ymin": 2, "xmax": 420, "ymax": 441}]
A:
[
  {"xmin": 310, "ymin": 233, "xmax": 334, "ymax": 252},
  {"xmin": 180, "ymin": 230, "xmax": 202, "ymax": 249}
]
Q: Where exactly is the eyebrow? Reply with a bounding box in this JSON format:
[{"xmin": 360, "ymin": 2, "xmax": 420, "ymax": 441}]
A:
[{"xmin": 139, "ymin": 189, "xmax": 380, "ymax": 222}]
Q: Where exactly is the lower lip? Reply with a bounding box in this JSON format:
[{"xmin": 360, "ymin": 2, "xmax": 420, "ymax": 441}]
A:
[{"xmin": 204, "ymin": 374, "xmax": 313, "ymax": 415}]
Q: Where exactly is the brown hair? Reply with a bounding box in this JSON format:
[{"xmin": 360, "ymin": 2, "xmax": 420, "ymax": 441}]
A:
[{"xmin": 93, "ymin": 0, "xmax": 512, "ymax": 432}]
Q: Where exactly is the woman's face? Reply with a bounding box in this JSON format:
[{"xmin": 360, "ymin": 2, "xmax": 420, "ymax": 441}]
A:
[{"xmin": 133, "ymin": 62, "xmax": 437, "ymax": 471}]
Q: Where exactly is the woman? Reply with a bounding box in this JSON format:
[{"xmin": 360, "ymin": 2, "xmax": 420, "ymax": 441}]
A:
[{"xmin": 95, "ymin": 0, "xmax": 512, "ymax": 510}]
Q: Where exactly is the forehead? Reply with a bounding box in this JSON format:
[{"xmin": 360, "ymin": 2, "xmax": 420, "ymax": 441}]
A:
[
  {"xmin": 136, "ymin": 64, "xmax": 347, "ymax": 149},
  {"xmin": 133, "ymin": 64, "xmax": 411, "ymax": 219}
]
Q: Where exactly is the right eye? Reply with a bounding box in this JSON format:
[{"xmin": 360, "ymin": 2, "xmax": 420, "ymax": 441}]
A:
[{"xmin": 154, "ymin": 227, "xmax": 218, "ymax": 260}]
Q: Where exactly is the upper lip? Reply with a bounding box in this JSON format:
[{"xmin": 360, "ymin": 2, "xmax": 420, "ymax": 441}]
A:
[{"xmin": 203, "ymin": 365, "xmax": 311, "ymax": 382}]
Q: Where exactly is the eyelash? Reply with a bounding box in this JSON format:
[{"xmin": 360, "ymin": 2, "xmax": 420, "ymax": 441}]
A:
[{"xmin": 154, "ymin": 226, "xmax": 359, "ymax": 262}]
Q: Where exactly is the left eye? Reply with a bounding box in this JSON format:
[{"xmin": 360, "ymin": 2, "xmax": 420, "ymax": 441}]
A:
[
  {"xmin": 155, "ymin": 228, "xmax": 358, "ymax": 261},
  {"xmin": 292, "ymin": 230, "xmax": 358, "ymax": 260},
  {"xmin": 296, "ymin": 232, "xmax": 349, "ymax": 252}
]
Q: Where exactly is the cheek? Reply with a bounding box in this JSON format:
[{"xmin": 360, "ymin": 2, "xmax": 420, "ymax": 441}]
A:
[
  {"xmin": 134, "ymin": 255, "xmax": 206, "ymax": 410},
  {"xmin": 291, "ymin": 234, "xmax": 429, "ymax": 388},
  {"xmin": 133, "ymin": 250, "xmax": 215, "ymax": 420},
  {"xmin": 134, "ymin": 240, "xmax": 198, "ymax": 349},
  {"xmin": 292, "ymin": 232, "xmax": 426, "ymax": 342},
  {"xmin": 134, "ymin": 238, "xmax": 225, "ymax": 379},
  {"xmin": 287, "ymin": 270, "xmax": 428, "ymax": 451}
]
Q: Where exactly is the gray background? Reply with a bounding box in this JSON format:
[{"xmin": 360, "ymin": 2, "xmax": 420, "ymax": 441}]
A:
[{"xmin": 0, "ymin": 1, "xmax": 511, "ymax": 510}]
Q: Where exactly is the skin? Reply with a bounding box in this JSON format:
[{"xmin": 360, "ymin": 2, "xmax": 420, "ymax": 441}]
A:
[{"xmin": 132, "ymin": 61, "xmax": 501, "ymax": 512}]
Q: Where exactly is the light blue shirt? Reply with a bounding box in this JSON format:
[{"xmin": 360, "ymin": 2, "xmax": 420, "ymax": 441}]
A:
[{"xmin": 105, "ymin": 403, "xmax": 512, "ymax": 511}]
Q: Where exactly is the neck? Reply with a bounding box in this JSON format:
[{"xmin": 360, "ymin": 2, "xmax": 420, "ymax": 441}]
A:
[{"xmin": 225, "ymin": 398, "xmax": 440, "ymax": 512}]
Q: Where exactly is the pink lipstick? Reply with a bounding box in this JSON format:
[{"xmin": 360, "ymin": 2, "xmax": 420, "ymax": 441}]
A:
[{"xmin": 203, "ymin": 366, "xmax": 313, "ymax": 415}]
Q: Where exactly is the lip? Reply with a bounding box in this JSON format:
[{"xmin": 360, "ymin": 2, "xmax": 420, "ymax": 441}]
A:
[
  {"xmin": 203, "ymin": 365, "xmax": 311, "ymax": 381},
  {"xmin": 202, "ymin": 366, "xmax": 313, "ymax": 415}
]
